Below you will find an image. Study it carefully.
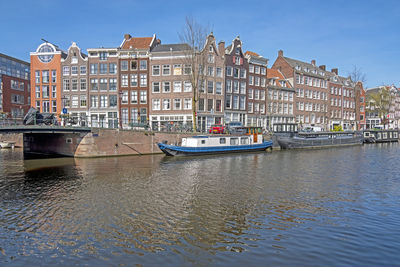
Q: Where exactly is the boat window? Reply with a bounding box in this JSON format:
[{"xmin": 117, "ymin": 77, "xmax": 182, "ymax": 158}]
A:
[
  {"xmin": 220, "ymin": 138, "xmax": 226, "ymax": 144},
  {"xmin": 377, "ymin": 133, "xmax": 381, "ymax": 139},
  {"xmin": 201, "ymin": 140, "xmax": 206, "ymax": 144},
  {"xmin": 230, "ymin": 138, "xmax": 239, "ymax": 145},
  {"xmin": 394, "ymin": 132, "xmax": 398, "ymax": 138},
  {"xmin": 240, "ymin": 137, "xmax": 249, "ymax": 145},
  {"xmin": 364, "ymin": 132, "xmax": 370, "ymax": 137},
  {"xmin": 383, "ymin": 133, "xmax": 387, "ymax": 139},
  {"xmin": 389, "ymin": 132, "xmax": 392, "ymax": 139}
]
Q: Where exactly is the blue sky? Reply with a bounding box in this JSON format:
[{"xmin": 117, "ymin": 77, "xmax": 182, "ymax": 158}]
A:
[{"xmin": 1, "ymin": 0, "xmax": 399, "ymax": 88}]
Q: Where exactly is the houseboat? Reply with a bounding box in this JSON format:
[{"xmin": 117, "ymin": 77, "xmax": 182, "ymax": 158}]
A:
[
  {"xmin": 363, "ymin": 130, "xmax": 399, "ymax": 143},
  {"xmin": 157, "ymin": 127, "xmax": 273, "ymax": 156},
  {"xmin": 273, "ymin": 123, "xmax": 363, "ymax": 149}
]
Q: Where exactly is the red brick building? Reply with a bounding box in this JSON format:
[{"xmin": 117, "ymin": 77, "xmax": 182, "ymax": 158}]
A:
[{"xmin": 355, "ymin": 81, "xmax": 366, "ymax": 130}]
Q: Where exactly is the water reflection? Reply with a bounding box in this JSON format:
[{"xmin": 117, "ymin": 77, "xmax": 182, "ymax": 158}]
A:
[{"xmin": 1, "ymin": 145, "xmax": 400, "ymax": 265}]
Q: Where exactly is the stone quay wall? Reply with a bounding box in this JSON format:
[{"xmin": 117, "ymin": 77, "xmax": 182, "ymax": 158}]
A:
[{"xmin": 0, "ymin": 133, "xmax": 23, "ymax": 147}]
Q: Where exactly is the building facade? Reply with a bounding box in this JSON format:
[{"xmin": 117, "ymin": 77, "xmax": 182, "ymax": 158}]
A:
[
  {"xmin": 30, "ymin": 42, "xmax": 65, "ymax": 115},
  {"xmin": 149, "ymin": 43, "xmax": 194, "ymax": 131},
  {"xmin": 272, "ymin": 50, "xmax": 330, "ymax": 130},
  {"xmin": 197, "ymin": 33, "xmax": 225, "ymax": 132},
  {"xmin": 222, "ymin": 37, "xmax": 248, "ymax": 125},
  {"xmin": 86, "ymin": 47, "xmax": 119, "ymax": 128},
  {"xmin": 0, "ymin": 53, "xmax": 31, "ymax": 118},
  {"xmin": 118, "ymin": 34, "xmax": 158, "ymax": 128},
  {"xmin": 245, "ymin": 51, "xmax": 268, "ymax": 128},
  {"xmin": 266, "ymin": 68, "xmax": 295, "ymax": 129},
  {"xmin": 355, "ymin": 81, "xmax": 366, "ymax": 130},
  {"xmin": 60, "ymin": 42, "xmax": 88, "ymax": 126}
]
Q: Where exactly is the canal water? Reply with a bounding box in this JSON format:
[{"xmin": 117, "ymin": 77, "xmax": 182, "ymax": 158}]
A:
[{"xmin": 1, "ymin": 144, "xmax": 400, "ymax": 266}]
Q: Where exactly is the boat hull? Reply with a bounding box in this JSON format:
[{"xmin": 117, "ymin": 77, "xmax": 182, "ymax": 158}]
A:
[{"xmin": 157, "ymin": 141, "xmax": 273, "ymax": 156}]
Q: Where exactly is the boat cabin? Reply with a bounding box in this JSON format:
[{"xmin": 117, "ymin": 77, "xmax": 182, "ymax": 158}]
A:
[
  {"xmin": 363, "ymin": 130, "xmax": 399, "ymax": 143},
  {"xmin": 272, "ymin": 123, "xmax": 298, "ymax": 134}
]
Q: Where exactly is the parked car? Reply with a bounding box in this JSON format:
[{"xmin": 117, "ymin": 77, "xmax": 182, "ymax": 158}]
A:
[{"xmin": 208, "ymin": 124, "xmax": 225, "ymax": 134}]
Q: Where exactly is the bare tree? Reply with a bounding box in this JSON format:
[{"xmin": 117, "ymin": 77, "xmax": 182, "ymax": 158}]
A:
[
  {"xmin": 366, "ymin": 86, "xmax": 392, "ymax": 128},
  {"xmin": 179, "ymin": 17, "xmax": 209, "ymax": 132},
  {"xmin": 348, "ymin": 65, "xmax": 366, "ymax": 84}
]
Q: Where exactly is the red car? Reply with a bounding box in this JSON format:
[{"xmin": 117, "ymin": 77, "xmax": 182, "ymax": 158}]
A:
[{"xmin": 208, "ymin": 124, "xmax": 225, "ymax": 134}]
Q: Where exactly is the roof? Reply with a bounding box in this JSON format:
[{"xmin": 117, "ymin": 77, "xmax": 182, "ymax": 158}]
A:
[
  {"xmin": 151, "ymin": 43, "xmax": 191, "ymax": 53},
  {"xmin": 267, "ymin": 68, "xmax": 284, "ymax": 79},
  {"xmin": 121, "ymin": 37, "xmax": 153, "ymax": 50},
  {"xmin": 0, "ymin": 53, "xmax": 30, "ymax": 66},
  {"xmin": 245, "ymin": 51, "xmax": 259, "ymax": 57},
  {"xmin": 282, "ymin": 56, "xmax": 330, "ymax": 78}
]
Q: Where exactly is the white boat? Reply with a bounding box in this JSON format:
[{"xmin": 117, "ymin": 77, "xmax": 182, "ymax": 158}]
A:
[
  {"xmin": 157, "ymin": 127, "xmax": 273, "ymax": 156},
  {"xmin": 0, "ymin": 141, "xmax": 16, "ymax": 149}
]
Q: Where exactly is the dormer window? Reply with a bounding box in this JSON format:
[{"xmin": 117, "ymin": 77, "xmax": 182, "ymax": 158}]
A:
[
  {"xmin": 209, "ymin": 45, "xmax": 213, "ymax": 52},
  {"xmin": 295, "ymin": 65, "xmax": 301, "ymax": 70},
  {"xmin": 235, "ymin": 47, "xmax": 240, "ymax": 55}
]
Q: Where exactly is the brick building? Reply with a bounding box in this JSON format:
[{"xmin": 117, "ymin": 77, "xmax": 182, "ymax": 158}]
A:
[
  {"xmin": 222, "ymin": 37, "xmax": 248, "ymax": 125},
  {"xmin": 30, "ymin": 42, "xmax": 65, "ymax": 115},
  {"xmin": 86, "ymin": 47, "xmax": 119, "ymax": 128},
  {"xmin": 148, "ymin": 43, "xmax": 194, "ymax": 131},
  {"xmin": 245, "ymin": 51, "xmax": 268, "ymax": 128},
  {"xmin": 60, "ymin": 42, "xmax": 88, "ymax": 126},
  {"xmin": 197, "ymin": 33, "xmax": 225, "ymax": 132},
  {"xmin": 355, "ymin": 81, "xmax": 366, "ymax": 130},
  {"xmin": 272, "ymin": 50, "xmax": 329, "ymax": 130},
  {"xmin": 118, "ymin": 34, "xmax": 158, "ymax": 128},
  {"xmin": 266, "ymin": 68, "xmax": 295, "ymax": 129},
  {"xmin": 0, "ymin": 53, "xmax": 30, "ymax": 118}
]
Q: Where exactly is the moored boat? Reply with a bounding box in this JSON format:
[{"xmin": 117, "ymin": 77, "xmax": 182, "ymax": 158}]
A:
[
  {"xmin": 363, "ymin": 130, "xmax": 399, "ymax": 143},
  {"xmin": 157, "ymin": 127, "xmax": 272, "ymax": 156},
  {"xmin": 276, "ymin": 131, "xmax": 364, "ymax": 149},
  {"xmin": 0, "ymin": 141, "xmax": 16, "ymax": 149}
]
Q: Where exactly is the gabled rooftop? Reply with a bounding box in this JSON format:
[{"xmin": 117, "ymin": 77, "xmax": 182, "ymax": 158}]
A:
[
  {"xmin": 120, "ymin": 34, "xmax": 156, "ymax": 50},
  {"xmin": 151, "ymin": 43, "xmax": 191, "ymax": 53}
]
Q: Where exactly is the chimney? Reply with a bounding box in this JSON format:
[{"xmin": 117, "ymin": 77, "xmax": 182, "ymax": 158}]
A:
[
  {"xmin": 124, "ymin": 34, "xmax": 131, "ymax": 40},
  {"xmin": 311, "ymin": 59, "xmax": 316, "ymax": 66},
  {"xmin": 278, "ymin": 50, "xmax": 283, "ymax": 57},
  {"xmin": 331, "ymin": 68, "xmax": 338, "ymax": 75},
  {"xmin": 319, "ymin": 65, "xmax": 326, "ymax": 71},
  {"xmin": 218, "ymin": 41, "xmax": 225, "ymax": 55}
]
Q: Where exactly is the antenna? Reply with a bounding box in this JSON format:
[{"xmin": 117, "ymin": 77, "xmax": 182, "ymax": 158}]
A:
[{"xmin": 41, "ymin": 38, "xmax": 49, "ymax": 43}]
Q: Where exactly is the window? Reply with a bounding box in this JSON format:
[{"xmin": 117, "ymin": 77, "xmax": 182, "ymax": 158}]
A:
[
  {"xmin": 241, "ymin": 137, "xmax": 249, "ymax": 145},
  {"xmin": 240, "ymin": 82, "xmax": 246, "ymax": 94},
  {"xmin": 99, "ymin": 52, "xmax": 108, "ymax": 60},
  {"xmin": 109, "ymin": 63, "xmax": 117, "ymax": 74},
  {"xmin": 152, "ymin": 82, "xmax": 160, "ymax": 93},
  {"xmin": 226, "ymin": 80, "xmax": 232, "ymax": 93},
  {"xmin": 64, "ymin": 96, "xmax": 71, "ymax": 108},
  {"xmin": 198, "ymin": 98, "xmax": 205, "ymax": 111},
  {"xmin": 248, "ymin": 88, "xmax": 253, "ymax": 99},
  {"xmin": 90, "ymin": 95, "xmax": 98, "ymax": 108},
  {"xmin": 52, "ymin": 85, "xmax": 56, "ymax": 98},
  {"xmin": 239, "ymin": 96, "xmax": 246, "ymax": 110},
  {"xmin": 121, "ymin": 91, "xmax": 128, "ymax": 104},
  {"xmin": 162, "ymin": 65, "xmax": 170, "ymax": 75},
  {"xmin": 71, "ymin": 95, "xmax": 79, "ymax": 108},
  {"xmin": 173, "ymin": 81, "xmax": 182, "ymax": 92},
  {"xmin": 35, "ymin": 71, "xmax": 40, "ymax": 83},
  {"xmin": 216, "ymin": 67, "xmax": 222, "ymax": 77},
  {"xmin": 216, "ymin": 99, "xmax": 222, "ymax": 112},
  {"xmin": 72, "ymin": 79, "xmax": 78, "ymax": 91},
  {"xmin": 51, "ymin": 70, "xmax": 56, "ymax": 83},
  {"xmin": 226, "ymin": 66, "xmax": 232, "ymax": 76},
  {"xmin": 100, "ymin": 95, "xmax": 108, "ymax": 108},
  {"xmin": 140, "ymin": 74, "xmax": 147, "ymax": 87},
  {"xmin": 63, "ymin": 79, "xmax": 70, "ymax": 91},
  {"xmin": 207, "ymin": 66, "xmax": 214, "ymax": 76},
  {"xmin": 234, "ymin": 68, "xmax": 239, "ymax": 78},
  {"xmin": 109, "ymin": 78, "xmax": 117, "ymax": 91},
  {"xmin": 240, "ymin": 69, "xmax": 246, "ymax": 78},
  {"xmin": 208, "ymin": 54, "xmax": 214, "ymax": 63},
  {"xmin": 80, "ymin": 66, "xmax": 86, "ymax": 75},
  {"xmin": 121, "ymin": 61, "xmax": 128, "ymax": 71},
  {"xmin": 152, "ymin": 65, "xmax": 160, "ymax": 76},
  {"xmin": 207, "ymin": 81, "xmax": 214, "ymax": 93},
  {"xmin": 100, "ymin": 63, "xmax": 107, "ymax": 74},
  {"xmin": 152, "ymin": 99, "xmax": 160, "ymax": 110},
  {"xmin": 99, "ymin": 78, "xmax": 107, "ymax": 91},
  {"xmin": 184, "ymin": 98, "xmax": 192, "ymax": 109},
  {"xmin": 233, "ymin": 95, "xmax": 239, "ymax": 109},
  {"xmin": 249, "ymin": 76, "xmax": 254, "ymax": 85},
  {"xmin": 131, "ymin": 60, "xmax": 137, "ymax": 70},
  {"xmin": 140, "ymin": 91, "xmax": 147, "ymax": 104},
  {"xmin": 184, "ymin": 81, "xmax": 192, "ymax": 92},
  {"xmin": 216, "ymin": 82, "xmax": 222, "ymax": 95},
  {"xmin": 261, "ymin": 90, "xmax": 265, "ymax": 100},
  {"xmin": 121, "ymin": 108, "xmax": 129, "ymax": 124},
  {"xmin": 207, "ymin": 99, "xmax": 213, "ymax": 112},
  {"xmin": 130, "ymin": 91, "xmax": 138, "ymax": 104},
  {"xmin": 173, "ymin": 64, "xmax": 182, "ymax": 75},
  {"xmin": 255, "ymin": 77, "xmax": 260, "ymax": 86},
  {"xmin": 163, "ymin": 99, "xmax": 171, "ymax": 110},
  {"xmin": 249, "ymin": 65, "xmax": 254, "ymax": 73},
  {"xmin": 162, "ymin": 82, "xmax": 170, "ymax": 93},
  {"xmin": 42, "ymin": 85, "xmax": 49, "ymax": 98},
  {"xmin": 71, "ymin": 66, "xmax": 78, "ymax": 75},
  {"xmin": 184, "ymin": 64, "xmax": 191, "ymax": 75},
  {"xmin": 63, "ymin": 66, "xmax": 70, "ymax": 76},
  {"xmin": 140, "ymin": 60, "xmax": 147, "ymax": 70},
  {"xmin": 233, "ymin": 80, "xmax": 239, "ymax": 93},
  {"xmin": 230, "ymin": 138, "xmax": 239, "ymax": 145},
  {"xmin": 80, "ymin": 79, "xmax": 86, "ymax": 91},
  {"xmin": 42, "ymin": 70, "xmax": 49, "ymax": 83},
  {"xmin": 90, "ymin": 64, "xmax": 97, "ymax": 74},
  {"xmin": 121, "ymin": 75, "xmax": 128, "ymax": 87},
  {"xmin": 131, "ymin": 108, "xmax": 138, "ymax": 123},
  {"xmin": 171, "ymin": 98, "xmax": 180, "ymax": 110},
  {"xmin": 52, "ymin": 100, "xmax": 57, "ymax": 113},
  {"xmin": 80, "ymin": 95, "xmax": 87, "ymax": 107},
  {"xmin": 129, "ymin": 74, "xmax": 137, "ymax": 87},
  {"xmin": 220, "ymin": 138, "xmax": 226, "ymax": 144},
  {"xmin": 226, "ymin": 94, "xmax": 232, "ymax": 109}
]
